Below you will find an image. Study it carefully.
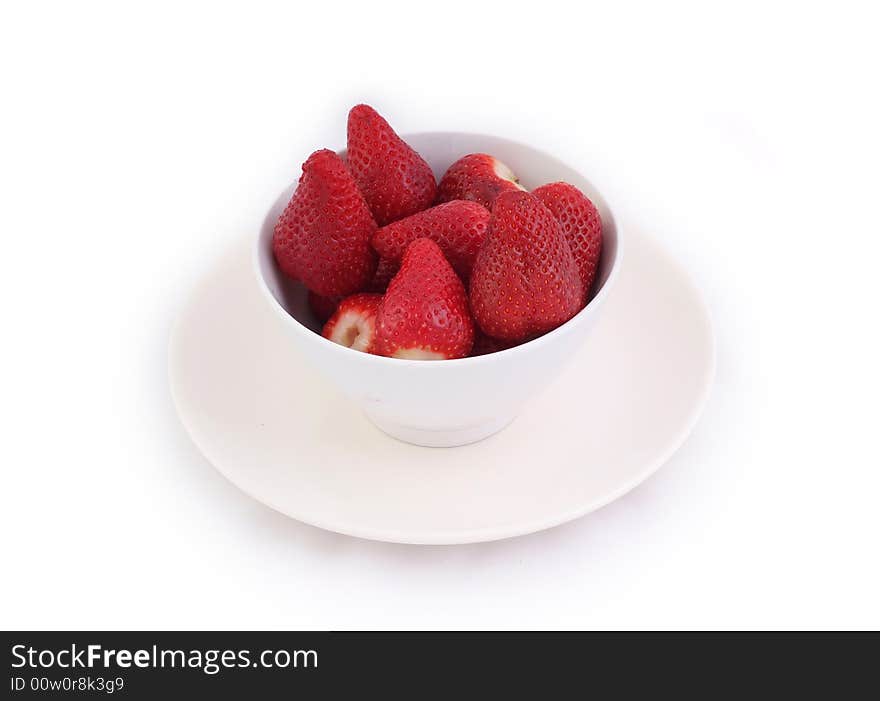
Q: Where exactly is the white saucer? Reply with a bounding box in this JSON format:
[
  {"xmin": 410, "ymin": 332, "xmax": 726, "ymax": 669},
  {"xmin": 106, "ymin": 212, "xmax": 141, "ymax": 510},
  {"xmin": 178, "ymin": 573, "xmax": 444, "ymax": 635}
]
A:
[{"xmin": 169, "ymin": 230, "xmax": 714, "ymax": 544}]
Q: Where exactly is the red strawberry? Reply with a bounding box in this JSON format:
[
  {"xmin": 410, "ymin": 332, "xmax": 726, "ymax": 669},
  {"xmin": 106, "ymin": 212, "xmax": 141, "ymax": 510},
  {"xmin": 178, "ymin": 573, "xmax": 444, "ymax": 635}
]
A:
[
  {"xmin": 533, "ymin": 182, "xmax": 603, "ymax": 300},
  {"xmin": 365, "ymin": 257, "xmax": 400, "ymax": 293},
  {"xmin": 346, "ymin": 105, "xmax": 436, "ymax": 226},
  {"xmin": 321, "ymin": 293, "xmax": 382, "ymax": 353},
  {"xmin": 273, "ymin": 149, "xmax": 377, "ymax": 297},
  {"xmin": 470, "ymin": 191, "xmax": 581, "ymax": 342},
  {"xmin": 308, "ymin": 291, "xmax": 341, "ymax": 323},
  {"xmin": 436, "ymin": 153, "xmax": 526, "ymax": 210},
  {"xmin": 375, "ymin": 238, "xmax": 474, "ymax": 359},
  {"xmin": 371, "ymin": 200, "xmax": 490, "ymax": 282}
]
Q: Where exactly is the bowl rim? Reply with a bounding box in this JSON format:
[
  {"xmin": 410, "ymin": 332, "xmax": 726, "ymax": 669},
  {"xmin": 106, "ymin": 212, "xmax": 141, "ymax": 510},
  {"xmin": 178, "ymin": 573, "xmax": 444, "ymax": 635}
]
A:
[{"xmin": 252, "ymin": 130, "xmax": 625, "ymax": 368}]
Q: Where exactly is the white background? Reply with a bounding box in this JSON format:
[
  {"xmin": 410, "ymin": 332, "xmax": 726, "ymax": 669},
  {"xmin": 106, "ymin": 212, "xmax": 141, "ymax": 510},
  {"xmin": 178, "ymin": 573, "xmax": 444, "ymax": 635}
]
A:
[{"xmin": 2, "ymin": 1, "xmax": 878, "ymax": 630}]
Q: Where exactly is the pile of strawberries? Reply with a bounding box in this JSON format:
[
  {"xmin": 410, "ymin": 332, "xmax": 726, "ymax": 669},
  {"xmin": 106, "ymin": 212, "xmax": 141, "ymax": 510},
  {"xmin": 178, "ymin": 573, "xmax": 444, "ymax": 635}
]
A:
[{"xmin": 273, "ymin": 105, "xmax": 603, "ymax": 360}]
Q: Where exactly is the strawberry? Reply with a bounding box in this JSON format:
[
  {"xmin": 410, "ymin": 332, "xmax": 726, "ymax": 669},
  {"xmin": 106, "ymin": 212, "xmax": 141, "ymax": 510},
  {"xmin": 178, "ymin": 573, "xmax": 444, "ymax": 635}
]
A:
[
  {"xmin": 321, "ymin": 293, "xmax": 383, "ymax": 353},
  {"xmin": 273, "ymin": 149, "xmax": 377, "ymax": 297},
  {"xmin": 308, "ymin": 291, "xmax": 341, "ymax": 323},
  {"xmin": 469, "ymin": 190, "xmax": 581, "ymax": 342},
  {"xmin": 375, "ymin": 238, "xmax": 474, "ymax": 360},
  {"xmin": 346, "ymin": 104, "xmax": 436, "ymax": 225},
  {"xmin": 436, "ymin": 153, "xmax": 526, "ymax": 210},
  {"xmin": 533, "ymin": 182, "xmax": 603, "ymax": 300},
  {"xmin": 371, "ymin": 200, "xmax": 490, "ymax": 282},
  {"xmin": 365, "ymin": 256, "xmax": 399, "ymax": 293}
]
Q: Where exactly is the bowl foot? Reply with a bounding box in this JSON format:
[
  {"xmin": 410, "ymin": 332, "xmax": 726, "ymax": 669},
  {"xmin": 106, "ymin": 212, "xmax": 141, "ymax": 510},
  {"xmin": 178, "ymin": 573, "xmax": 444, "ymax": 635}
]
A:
[{"xmin": 364, "ymin": 412, "xmax": 517, "ymax": 448}]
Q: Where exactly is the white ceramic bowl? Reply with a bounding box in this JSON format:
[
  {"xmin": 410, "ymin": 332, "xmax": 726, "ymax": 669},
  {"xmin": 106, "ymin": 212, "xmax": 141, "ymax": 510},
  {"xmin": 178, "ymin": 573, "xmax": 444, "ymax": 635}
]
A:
[{"xmin": 254, "ymin": 132, "xmax": 622, "ymax": 447}]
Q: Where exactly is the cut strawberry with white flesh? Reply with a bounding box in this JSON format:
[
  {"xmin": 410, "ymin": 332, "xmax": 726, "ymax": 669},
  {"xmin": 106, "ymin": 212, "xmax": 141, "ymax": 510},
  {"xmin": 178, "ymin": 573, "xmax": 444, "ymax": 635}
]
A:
[
  {"xmin": 321, "ymin": 293, "xmax": 382, "ymax": 353},
  {"xmin": 435, "ymin": 153, "xmax": 527, "ymax": 210}
]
